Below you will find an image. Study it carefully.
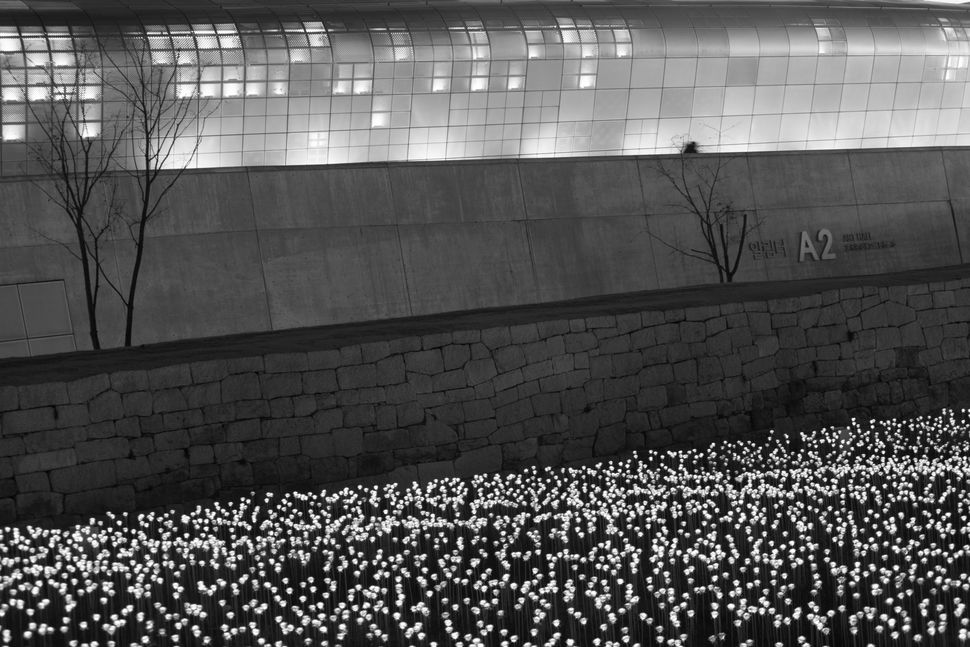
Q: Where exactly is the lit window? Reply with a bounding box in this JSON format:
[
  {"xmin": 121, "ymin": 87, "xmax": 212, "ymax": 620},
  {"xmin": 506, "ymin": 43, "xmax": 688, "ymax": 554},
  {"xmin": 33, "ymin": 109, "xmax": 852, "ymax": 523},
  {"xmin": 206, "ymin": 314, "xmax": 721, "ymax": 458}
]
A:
[
  {"xmin": 78, "ymin": 121, "xmax": 99, "ymax": 139},
  {"xmin": 333, "ymin": 80, "xmax": 350, "ymax": 95},
  {"xmin": 471, "ymin": 77, "xmax": 487, "ymax": 92},
  {"xmin": 371, "ymin": 112, "xmax": 389, "ymax": 128},
  {"xmin": 2, "ymin": 124, "xmax": 24, "ymax": 141},
  {"xmin": 200, "ymin": 83, "xmax": 220, "ymax": 98},
  {"xmin": 353, "ymin": 79, "xmax": 372, "ymax": 94},
  {"xmin": 433, "ymin": 78, "xmax": 449, "ymax": 92},
  {"xmin": 1, "ymin": 86, "xmax": 24, "ymax": 102},
  {"xmin": 812, "ymin": 18, "xmax": 847, "ymax": 56},
  {"xmin": 508, "ymin": 76, "xmax": 524, "ymax": 91}
]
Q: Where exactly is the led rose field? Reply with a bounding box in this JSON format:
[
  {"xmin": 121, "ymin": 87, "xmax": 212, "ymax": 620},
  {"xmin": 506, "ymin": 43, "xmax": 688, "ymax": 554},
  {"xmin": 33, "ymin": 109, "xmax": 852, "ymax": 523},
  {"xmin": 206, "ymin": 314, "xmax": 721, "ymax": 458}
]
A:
[{"xmin": 3, "ymin": 411, "xmax": 970, "ymax": 647}]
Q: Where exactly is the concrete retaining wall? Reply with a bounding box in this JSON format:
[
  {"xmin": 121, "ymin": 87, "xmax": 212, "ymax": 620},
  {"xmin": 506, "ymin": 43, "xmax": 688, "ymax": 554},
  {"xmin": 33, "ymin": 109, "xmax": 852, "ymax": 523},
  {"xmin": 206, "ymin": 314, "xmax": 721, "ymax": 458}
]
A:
[
  {"xmin": 0, "ymin": 147, "xmax": 968, "ymax": 349},
  {"xmin": 1, "ymin": 274, "xmax": 969, "ymax": 526}
]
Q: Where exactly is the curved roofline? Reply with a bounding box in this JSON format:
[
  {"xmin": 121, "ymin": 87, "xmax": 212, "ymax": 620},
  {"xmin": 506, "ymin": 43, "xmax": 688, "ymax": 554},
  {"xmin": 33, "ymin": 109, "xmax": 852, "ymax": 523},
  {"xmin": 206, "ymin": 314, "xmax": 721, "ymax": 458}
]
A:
[{"xmin": 3, "ymin": 1, "xmax": 970, "ymax": 27}]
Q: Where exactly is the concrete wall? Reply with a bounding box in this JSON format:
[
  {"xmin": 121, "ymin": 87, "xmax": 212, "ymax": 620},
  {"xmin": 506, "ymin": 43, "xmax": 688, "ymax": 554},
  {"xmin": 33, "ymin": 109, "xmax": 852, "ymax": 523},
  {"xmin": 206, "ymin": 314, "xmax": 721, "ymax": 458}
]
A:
[
  {"xmin": 0, "ymin": 147, "xmax": 968, "ymax": 349},
  {"xmin": 1, "ymin": 273, "xmax": 969, "ymax": 526}
]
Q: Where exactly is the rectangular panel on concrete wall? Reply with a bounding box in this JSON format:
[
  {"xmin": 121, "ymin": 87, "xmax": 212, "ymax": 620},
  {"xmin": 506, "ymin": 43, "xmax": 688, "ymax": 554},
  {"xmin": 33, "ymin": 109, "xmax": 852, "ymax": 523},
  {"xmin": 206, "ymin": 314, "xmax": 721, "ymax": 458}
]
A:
[
  {"xmin": 638, "ymin": 154, "xmax": 757, "ymax": 218},
  {"xmin": 518, "ymin": 159, "xmax": 645, "ymax": 220},
  {"xmin": 248, "ymin": 167, "xmax": 395, "ymax": 229},
  {"xmin": 109, "ymin": 232, "xmax": 271, "ymax": 345},
  {"xmin": 455, "ymin": 162, "xmax": 527, "ymax": 223},
  {"xmin": 942, "ymin": 149, "xmax": 970, "ymax": 200},
  {"xmin": 260, "ymin": 226, "xmax": 411, "ymax": 327},
  {"xmin": 529, "ymin": 216, "xmax": 661, "ymax": 301},
  {"xmin": 854, "ymin": 201, "xmax": 961, "ymax": 273},
  {"xmin": 388, "ymin": 164, "xmax": 463, "ymax": 224},
  {"xmin": 848, "ymin": 150, "xmax": 949, "ymax": 205},
  {"xmin": 746, "ymin": 206, "xmax": 865, "ymax": 282},
  {"xmin": 0, "ymin": 245, "xmax": 100, "ymax": 350},
  {"xmin": 0, "ymin": 285, "xmax": 24, "ymax": 342},
  {"xmin": 134, "ymin": 171, "xmax": 258, "ymax": 238},
  {"xmin": 644, "ymin": 211, "xmax": 769, "ymax": 289},
  {"xmin": 28, "ymin": 335, "xmax": 75, "ymax": 356},
  {"xmin": 19, "ymin": 280, "xmax": 72, "ymax": 338},
  {"xmin": 398, "ymin": 222, "xmax": 537, "ymax": 315},
  {"xmin": 0, "ymin": 179, "xmax": 75, "ymax": 249},
  {"xmin": 747, "ymin": 151, "xmax": 855, "ymax": 209}
]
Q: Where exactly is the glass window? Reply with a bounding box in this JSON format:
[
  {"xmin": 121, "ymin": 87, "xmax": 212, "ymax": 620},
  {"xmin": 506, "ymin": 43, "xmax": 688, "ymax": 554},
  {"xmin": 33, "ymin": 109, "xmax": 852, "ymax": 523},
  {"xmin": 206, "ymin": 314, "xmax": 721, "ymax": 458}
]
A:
[
  {"xmin": 663, "ymin": 58, "xmax": 696, "ymax": 87},
  {"xmin": 597, "ymin": 59, "xmax": 632, "ymax": 88},
  {"xmin": 662, "ymin": 29, "xmax": 696, "ymax": 57},
  {"xmin": 783, "ymin": 85, "xmax": 814, "ymax": 114},
  {"xmin": 919, "ymin": 82, "xmax": 944, "ymax": 109},
  {"xmin": 593, "ymin": 89, "xmax": 628, "ymax": 119},
  {"xmin": 726, "ymin": 57, "xmax": 757, "ymax": 86},
  {"xmin": 779, "ymin": 112, "xmax": 810, "ymax": 142},
  {"xmin": 815, "ymin": 57, "xmax": 846, "ymax": 84},
  {"xmin": 866, "ymin": 83, "xmax": 895, "ymax": 110},
  {"xmin": 559, "ymin": 89, "xmax": 594, "ymax": 120},
  {"xmin": 872, "ymin": 29, "xmax": 901, "ymax": 55},
  {"xmin": 331, "ymin": 33, "xmax": 373, "ymax": 62},
  {"xmin": 695, "ymin": 57, "xmax": 727, "ymax": 87},
  {"xmin": 756, "ymin": 57, "xmax": 787, "ymax": 85},
  {"xmin": 489, "ymin": 31, "xmax": 526, "ymax": 60},
  {"xmin": 629, "ymin": 29, "xmax": 665, "ymax": 57},
  {"xmin": 692, "ymin": 86, "xmax": 724, "ymax": 117},
  {"xmin": 723, "ymin": 86, "xmax": 754, "ymax": 115},
  {"xmin": 844, "ymin": 28, "xmax": 875, "ymax": 55},
  {"xmin": 750, "ymin": 114, "xmax": 781, "ymax": 143},
  {"xmin": 871, "ymin": 55, "xmax": 900, "ymax": 83},
  {"xmin": 630, "ymin": 58, "xmax": 664, "ymax": 87},
  {"xmin": 753, "ymin": 85, "xmax": 784, "ymax": 115},
  {"xmin": 757, "ymin": 28, "xmax": 788, "ymax": 56},
  {"xmin": 844, "ymin": 56, "xmax": 873, "ymax": 83},
  {"xmin": 840, "ymin": 84, "xmax": 869, "ymax": 111},
  {"xmin": 786, "ymin": 57, "xmax": 818, "ymax": 84},
  {"xmin": 627, "ymin": 88, "xmax": 661, "ymax": 118},
  {"xmin": 726, "ymin": 28, "xmax": 759, "ymax": 56},
  {"xmin": 812, "ymin": 85, "xmax": 842, "ymax": 112},
  {"xmin": 808, "ymin": 112, "xmax": 838, "ymax": 141},
  {"xmin": 659, "ymin": 88, "xmax": 693, "ymax": 118},
  {"xmin": 889, "ymin": 109, "xmax": 916, "ymax": 137},
  {"xmin": 694, "ymin": 29, "xmax": 729, "ymax": 56},
  {"xmin": 894, "ymin": 83, "xmax": 920, "ymax": 110}
]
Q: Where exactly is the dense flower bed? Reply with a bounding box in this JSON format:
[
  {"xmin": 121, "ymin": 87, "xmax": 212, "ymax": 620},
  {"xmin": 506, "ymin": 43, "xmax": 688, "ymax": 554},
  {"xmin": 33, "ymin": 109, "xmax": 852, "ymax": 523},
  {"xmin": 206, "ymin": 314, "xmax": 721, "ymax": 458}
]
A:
[{"xmin": 2, "ymin": 411, "xmax": 970, "ymax": 647}]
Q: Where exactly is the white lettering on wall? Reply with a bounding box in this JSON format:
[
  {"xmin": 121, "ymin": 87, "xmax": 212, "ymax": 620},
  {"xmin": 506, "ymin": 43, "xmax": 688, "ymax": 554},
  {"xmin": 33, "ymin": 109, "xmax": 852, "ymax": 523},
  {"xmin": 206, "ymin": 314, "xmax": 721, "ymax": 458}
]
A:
[{"xmin": 798, "ymin": 229, "xmax": 837, "ymax": 262}]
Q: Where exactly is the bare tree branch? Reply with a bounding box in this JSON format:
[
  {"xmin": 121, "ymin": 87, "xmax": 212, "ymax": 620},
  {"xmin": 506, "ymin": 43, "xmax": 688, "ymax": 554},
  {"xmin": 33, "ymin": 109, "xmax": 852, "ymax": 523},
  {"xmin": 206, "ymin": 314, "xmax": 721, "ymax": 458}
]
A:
[
  {"xmin": 11, "ymin": 47, "xmax": 127, "ymax": 348},
  {"xmin": 97, "ymin": 34, "xmax": 218, "ymax": 345},
  {"xmin": 644, "ymin": 138, "xmax": 762, "ymax": 284}
]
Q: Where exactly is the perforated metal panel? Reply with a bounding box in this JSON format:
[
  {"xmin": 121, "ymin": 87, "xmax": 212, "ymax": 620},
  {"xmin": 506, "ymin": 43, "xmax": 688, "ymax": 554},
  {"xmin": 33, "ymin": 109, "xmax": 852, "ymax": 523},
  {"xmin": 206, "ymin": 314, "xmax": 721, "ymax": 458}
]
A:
[{"xmin": 0, "ymin": 1, "xmax": 969, "ymax": 175}]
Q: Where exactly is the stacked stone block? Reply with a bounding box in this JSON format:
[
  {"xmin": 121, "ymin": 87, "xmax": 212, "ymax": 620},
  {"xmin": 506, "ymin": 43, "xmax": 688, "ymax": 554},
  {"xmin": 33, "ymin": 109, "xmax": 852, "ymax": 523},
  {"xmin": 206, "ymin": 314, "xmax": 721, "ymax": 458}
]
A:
[{"xmin": 1, "ymin": 277, "xmax": 970, "ymax": 525}]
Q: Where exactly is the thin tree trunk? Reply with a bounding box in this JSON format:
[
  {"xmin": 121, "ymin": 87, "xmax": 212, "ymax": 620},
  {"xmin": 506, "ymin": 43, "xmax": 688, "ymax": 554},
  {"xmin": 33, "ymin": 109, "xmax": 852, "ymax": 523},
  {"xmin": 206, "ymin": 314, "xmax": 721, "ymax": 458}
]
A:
[
  {"xmin": 123, "ymin": 193, "xmax": 151, "ymax": 346},
  {"xmin": 75, "ymin": 218, "xmax": 101, "ymax": 349}
]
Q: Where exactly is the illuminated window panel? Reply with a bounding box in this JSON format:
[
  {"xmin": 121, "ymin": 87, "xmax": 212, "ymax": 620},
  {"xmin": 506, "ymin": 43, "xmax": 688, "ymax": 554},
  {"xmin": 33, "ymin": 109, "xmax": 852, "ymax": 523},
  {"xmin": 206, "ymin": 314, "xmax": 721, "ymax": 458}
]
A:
[{"xmin": 1, "ymin": 2, "xmax": 970, "ymax": 173}]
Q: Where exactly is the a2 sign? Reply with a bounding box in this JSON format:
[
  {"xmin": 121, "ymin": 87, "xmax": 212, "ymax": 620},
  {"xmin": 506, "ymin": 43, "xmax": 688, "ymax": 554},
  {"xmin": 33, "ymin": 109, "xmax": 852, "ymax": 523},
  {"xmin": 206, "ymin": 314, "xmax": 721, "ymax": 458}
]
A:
[{"xmin": 798, "ymin": 228, "xmax": 837, "ymax": 262}]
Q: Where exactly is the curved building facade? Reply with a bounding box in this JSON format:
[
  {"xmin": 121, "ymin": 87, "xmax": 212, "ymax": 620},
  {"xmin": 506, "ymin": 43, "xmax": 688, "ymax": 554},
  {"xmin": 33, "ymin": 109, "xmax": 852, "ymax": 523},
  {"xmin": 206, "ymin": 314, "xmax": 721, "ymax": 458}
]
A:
[{"xmin": 1, "ymin": 1, "xmax": 970, "ymax": 173}]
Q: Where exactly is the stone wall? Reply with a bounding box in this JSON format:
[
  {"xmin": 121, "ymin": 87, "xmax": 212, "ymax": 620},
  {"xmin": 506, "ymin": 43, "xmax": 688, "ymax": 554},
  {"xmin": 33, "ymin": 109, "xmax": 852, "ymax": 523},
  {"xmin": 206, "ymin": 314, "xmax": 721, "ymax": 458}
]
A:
[{"xmin": 1, "ymin": 276, "xmax": 970, "ymax": 525}]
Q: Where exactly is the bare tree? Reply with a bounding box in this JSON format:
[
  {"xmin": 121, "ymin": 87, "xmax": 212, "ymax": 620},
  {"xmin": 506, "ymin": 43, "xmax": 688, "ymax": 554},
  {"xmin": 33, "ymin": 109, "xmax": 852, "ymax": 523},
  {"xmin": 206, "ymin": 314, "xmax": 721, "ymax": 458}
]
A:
[
  {"xmin": 16, "ymin": 52, "xmax": 126, "ymax": 349},
  {"xmin": 98, "ymin": 33, "xmax": 215, "ymax": 345},
  {"xmin": 644, "ymin": 140, "xmax": 761, "ymax": 284}
]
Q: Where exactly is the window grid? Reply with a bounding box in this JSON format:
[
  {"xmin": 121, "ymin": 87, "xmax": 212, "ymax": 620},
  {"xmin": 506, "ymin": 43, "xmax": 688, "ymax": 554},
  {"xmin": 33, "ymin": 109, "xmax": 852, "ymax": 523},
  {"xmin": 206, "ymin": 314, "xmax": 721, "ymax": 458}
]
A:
[{"xmin": 2, "ymin": 4, "xmax": 970, "ymax": 174}]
